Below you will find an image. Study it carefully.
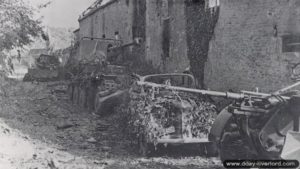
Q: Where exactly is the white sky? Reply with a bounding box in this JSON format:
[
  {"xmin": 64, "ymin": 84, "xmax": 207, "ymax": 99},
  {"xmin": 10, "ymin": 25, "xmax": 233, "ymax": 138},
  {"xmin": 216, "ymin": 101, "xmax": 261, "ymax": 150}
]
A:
[{"xmin": 27, "ymin": 0, "xmax": 95, "ymax": 28}]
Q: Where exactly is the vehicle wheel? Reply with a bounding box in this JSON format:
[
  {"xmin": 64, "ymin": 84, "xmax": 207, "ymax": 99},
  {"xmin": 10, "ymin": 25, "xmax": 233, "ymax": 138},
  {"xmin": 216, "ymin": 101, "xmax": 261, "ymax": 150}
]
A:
[
  {"xmin": 138, "ymin": 133, "xmax": 155, "ymax": 157},
  {"xmin": 219, "ymin": 118, "xmax": 257, "ymax": 162},
  {"xmin": 73, "ymin": 85, "xmax": 79, "ymax": 104}
]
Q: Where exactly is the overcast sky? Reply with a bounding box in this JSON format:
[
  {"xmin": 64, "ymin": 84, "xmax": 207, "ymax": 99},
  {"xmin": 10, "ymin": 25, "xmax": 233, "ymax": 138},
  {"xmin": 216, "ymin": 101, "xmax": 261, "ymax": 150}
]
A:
[{"xmin": 28, "ymin": 0, "xmax": 95, "ymax": 28}]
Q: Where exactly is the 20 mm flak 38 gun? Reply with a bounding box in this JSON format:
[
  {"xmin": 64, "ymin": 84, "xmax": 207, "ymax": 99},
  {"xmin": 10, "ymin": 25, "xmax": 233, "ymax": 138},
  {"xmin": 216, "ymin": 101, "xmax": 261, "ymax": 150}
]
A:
[
  {"xmin": 136, "ymin": 79, "xmax": 300, "ymax": 160},
  {"xmin": 206, "ymin": 82, "xmax": 300, "ymax": 162}
]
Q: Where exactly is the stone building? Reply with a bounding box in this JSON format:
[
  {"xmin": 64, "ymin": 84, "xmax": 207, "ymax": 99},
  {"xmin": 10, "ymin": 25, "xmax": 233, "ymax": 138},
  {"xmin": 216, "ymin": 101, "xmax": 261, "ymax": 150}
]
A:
[
  {"xmin": 204, "ymin": 0, "xmax": 300, "ymax": 92},
  {"xmin": 76, "ymin": 0, "xmax": 145, "ymax": 66},
  {"xmin": 75, "ymin": 0, "xmax": 300, "ymax": 92},
  {"xmin": 76, "ymin": 0, "xmax": 213, "ymax": 75}
]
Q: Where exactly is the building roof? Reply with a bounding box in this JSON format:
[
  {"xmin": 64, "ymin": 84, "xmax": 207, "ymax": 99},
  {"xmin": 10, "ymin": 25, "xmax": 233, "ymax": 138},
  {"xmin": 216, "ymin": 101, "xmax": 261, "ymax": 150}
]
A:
[{"xmin": 78, "ymin": 0, "xmax": 117, "ymax": 21}]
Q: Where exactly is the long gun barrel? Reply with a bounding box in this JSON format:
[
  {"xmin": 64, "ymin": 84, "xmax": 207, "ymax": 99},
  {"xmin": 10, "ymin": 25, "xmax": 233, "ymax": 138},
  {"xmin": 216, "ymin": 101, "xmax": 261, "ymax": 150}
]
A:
[{"xmin": 136, "ymin": 81, "xmax": 291, "ymax": 100}]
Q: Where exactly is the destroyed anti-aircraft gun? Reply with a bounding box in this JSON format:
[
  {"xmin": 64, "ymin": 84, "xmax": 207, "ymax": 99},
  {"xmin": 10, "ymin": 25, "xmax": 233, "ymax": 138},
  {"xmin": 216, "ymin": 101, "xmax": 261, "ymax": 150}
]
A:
[
  {"xmin": 206, "ymin": 81, "xmax": 300, "ymax": 162},
  {"xmin": 135, "ymin": 78, "xmax": 300, "ymax": 160},
  {"xmin": 128, "ymin": 73, "xmax": 218, "ymax": 156}
]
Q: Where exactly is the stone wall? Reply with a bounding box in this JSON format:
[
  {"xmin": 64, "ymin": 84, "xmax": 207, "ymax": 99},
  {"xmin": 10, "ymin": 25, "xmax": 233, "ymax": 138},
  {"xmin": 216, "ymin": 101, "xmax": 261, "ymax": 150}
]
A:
[
  {"xmin": 145, "ymin": 0, "xmax": 189, "ymax": 73},
  {"xmin": 205, "ymin": 0, "xmax": 300, "ymax": 92},
  {"xmin": 77, "ymin": 0, "xmax": 190, "ymax": 74},
  {"xmin": 79, "ymin": 0, "xmax": 134, "ymax": 43}
]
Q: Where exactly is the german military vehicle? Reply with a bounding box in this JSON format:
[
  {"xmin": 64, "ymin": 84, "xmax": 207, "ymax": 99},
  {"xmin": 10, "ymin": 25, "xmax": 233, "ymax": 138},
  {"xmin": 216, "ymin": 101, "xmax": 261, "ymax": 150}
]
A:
[
  {"xmin": 23, "ymin": 54, "xmax": 60, "ymax": 82},
  {"xmin": 67, "ymin": 37, "xmax": 142, "ymax": 115}
]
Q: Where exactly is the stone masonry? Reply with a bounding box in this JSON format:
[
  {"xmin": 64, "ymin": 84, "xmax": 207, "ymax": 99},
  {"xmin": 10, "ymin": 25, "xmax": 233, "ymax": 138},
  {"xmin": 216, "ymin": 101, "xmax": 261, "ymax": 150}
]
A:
[{"xmin": 205, "ymin": 0, "xmax": 300, "ymax": 92}]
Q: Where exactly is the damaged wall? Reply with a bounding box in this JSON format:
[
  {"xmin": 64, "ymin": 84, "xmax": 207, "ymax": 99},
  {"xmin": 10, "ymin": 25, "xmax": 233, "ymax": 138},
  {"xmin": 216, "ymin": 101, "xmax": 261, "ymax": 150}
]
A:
[
  {"xmin": 129, "ymin": 0, "xmax": 156, "ymax": 75},
  {"xmin": 145, "ymin": 0, "xmax": 189, "ymax": 73},
  {"xmin": 205, "ymin": 0, "xmax": 300, "ymax": 92},
  {"xmin": 77, "ymin": 0, "xmax": 190, "ymax": 74},
  {"xmin": 76, "ymin": 0, "xmax": 152, "ymax": 75}
]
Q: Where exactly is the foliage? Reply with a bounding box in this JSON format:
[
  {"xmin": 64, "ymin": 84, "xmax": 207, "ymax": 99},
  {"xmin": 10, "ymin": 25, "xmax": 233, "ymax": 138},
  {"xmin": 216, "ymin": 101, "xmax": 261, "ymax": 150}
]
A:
[
  {"xmin": 0, "ymin": 0, "xmax": 44, "ymax": 52},
  {"xmin": 118, "ymin": 83, "xmax": 217, "ymax": 145}
]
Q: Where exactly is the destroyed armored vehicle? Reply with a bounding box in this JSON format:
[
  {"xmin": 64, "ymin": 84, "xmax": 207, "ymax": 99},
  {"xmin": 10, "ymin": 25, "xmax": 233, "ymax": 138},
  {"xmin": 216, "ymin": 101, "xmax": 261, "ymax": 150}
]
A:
[
  {"xmin": 67, "ymin": 60, "xmax": 131, "ymax": 115},
  {"xmin": 124, "ymin": 73, "xmax": 218, "ymax": 156},
  {"xmin": 67, "ymin": 37, "xmax": 142, "ymax": 114},
  {"xmin": 23, "ymin": 54, "xmax": 60, "ymax": 82},
  {"xmin": 127, "ymin": 73, "xmax": 300, "ymax": 160}
]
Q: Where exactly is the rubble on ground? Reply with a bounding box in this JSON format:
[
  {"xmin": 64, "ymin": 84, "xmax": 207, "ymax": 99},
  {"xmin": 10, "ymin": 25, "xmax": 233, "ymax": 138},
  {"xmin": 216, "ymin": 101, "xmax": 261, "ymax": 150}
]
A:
[{"xmin": 0, "ymin": 76, "xmax": 223, "ymax": 169}]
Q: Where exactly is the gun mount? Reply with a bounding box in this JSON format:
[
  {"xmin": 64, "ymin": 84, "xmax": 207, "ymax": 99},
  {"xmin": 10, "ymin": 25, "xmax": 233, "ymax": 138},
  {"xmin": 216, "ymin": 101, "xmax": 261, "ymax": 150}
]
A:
[
  {"xmin": 136, "ymin": 80, "xmax": 292, "ymax": 101},
  {"xmin": 134, "ymin": 75, "xmax": 300, "ymax": 159}
]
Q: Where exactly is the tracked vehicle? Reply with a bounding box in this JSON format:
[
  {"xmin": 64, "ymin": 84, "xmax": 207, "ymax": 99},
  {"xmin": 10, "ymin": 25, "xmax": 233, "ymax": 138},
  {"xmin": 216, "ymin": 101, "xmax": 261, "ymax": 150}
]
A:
[
  {"xmin": 67, "ymin": 37, "xmax": 142, "ymax": 115},
  {"xmin": 23, "ymin": 54, "xmax": 60, "ymax": 82}
]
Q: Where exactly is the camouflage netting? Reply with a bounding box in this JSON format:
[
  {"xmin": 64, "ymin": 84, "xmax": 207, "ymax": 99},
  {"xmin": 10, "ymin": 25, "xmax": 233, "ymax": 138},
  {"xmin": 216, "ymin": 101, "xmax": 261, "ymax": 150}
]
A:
[{"xmin": 118, "ymin": 85, "xmax": 217, "ymax": 145}]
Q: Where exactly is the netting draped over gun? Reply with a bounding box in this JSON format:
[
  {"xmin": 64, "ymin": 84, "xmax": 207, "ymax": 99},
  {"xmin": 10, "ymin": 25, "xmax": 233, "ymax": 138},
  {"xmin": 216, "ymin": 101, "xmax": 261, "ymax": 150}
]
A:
[{"xmin": 136, "ymin": 77, "xmax": 300, "ymax": 161}]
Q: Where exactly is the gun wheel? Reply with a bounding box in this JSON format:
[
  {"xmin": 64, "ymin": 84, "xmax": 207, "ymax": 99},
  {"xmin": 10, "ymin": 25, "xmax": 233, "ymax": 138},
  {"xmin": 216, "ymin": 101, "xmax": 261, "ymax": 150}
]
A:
[{"xmin": 219, "ymin": 118, "xmax": 257, "ymax": 162}]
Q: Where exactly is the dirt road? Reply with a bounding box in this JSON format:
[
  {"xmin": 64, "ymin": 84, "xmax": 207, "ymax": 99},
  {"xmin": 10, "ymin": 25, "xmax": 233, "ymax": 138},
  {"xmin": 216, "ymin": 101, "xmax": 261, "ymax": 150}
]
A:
[{"xmin": 0, "ymin": 77, "xmax": 223, "ymax": 169}]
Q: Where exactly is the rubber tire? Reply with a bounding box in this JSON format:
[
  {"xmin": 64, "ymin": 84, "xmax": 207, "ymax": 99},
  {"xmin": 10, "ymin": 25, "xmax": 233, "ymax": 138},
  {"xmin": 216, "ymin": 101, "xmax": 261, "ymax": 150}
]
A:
[{"xmin": 219, "ymin": 118, "xmax": 257, "ymax": 164}]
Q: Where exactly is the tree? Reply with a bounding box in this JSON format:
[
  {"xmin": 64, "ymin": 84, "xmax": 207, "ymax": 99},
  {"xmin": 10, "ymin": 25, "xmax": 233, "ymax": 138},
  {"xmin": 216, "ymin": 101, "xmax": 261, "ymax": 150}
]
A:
[{"xmin": 0, "ymin": 0, "xmax": 44, "ymax": 52}]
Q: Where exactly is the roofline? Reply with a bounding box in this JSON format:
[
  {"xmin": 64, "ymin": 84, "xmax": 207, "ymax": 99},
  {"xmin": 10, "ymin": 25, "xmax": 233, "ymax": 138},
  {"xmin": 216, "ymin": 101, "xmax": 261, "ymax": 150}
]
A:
[{"xmin": 78, "ymin": 0, "xmax": 118, "ymax": 22}]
